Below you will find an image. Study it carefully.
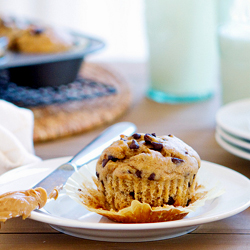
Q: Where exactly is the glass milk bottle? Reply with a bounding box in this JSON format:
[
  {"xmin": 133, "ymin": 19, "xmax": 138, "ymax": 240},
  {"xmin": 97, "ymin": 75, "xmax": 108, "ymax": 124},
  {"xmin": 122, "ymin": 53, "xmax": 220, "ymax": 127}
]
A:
[
  {"xmin": 218, "ymin": 0, "xmax": 250, "ymax": 104},
  {"xmin": 145, "ymin": 0, "xmax": 218, "ymax": 103}
]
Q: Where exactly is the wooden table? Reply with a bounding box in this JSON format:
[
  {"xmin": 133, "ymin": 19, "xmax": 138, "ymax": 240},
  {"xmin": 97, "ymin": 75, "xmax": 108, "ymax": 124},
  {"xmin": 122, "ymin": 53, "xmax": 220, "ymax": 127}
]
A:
[{"xmin": 1, "ymin": 62, "xmax": 250, "ymax": 249}]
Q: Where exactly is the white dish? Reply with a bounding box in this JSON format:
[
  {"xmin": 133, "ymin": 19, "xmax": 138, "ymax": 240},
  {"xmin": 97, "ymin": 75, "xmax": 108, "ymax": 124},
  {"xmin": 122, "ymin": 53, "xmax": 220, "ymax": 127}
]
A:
[
  {"xmin": 215, "ymin": 133, "xmax": 250, "ymax": 161},
  {"xmin": 1, "ymin": 157, "xmax": 250, "ymax": 242},
  {"xmin": 216, "ymin": 99, "xmax": 250, "ymax": 140},
  {"xmin": 216, "ymin": 126, "xmax": 250, "ymax": 150}
]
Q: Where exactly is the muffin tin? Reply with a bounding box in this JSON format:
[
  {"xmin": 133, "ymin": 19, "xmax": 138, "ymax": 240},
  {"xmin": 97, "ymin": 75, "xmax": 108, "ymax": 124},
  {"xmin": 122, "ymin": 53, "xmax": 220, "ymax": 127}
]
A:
[{"xmin": 0, "ymin": 31, "xmax": 105, "ymax": 88}]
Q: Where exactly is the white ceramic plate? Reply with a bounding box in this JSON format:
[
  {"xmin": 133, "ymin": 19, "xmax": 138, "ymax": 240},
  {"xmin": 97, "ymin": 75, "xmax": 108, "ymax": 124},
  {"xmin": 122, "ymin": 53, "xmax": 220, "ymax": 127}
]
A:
[
  {"xmin": 1, "ymin": 157, "xmax": 250, "ymax": 242},
  {"xmin": 216, "ymin": 99, "xmax": 250, "ymax": 140},
  {"xmin": 215, "ymin": 133, "xmax": 250, "ymax": 161},
  {"xmin": 216, "ymin": 126, "xmax": 250, "ymax": 150}
]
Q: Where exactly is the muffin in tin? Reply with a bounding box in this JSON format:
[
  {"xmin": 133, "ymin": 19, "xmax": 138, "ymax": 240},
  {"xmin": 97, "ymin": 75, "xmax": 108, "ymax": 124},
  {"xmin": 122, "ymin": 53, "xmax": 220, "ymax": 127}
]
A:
[
  {"xmin": 96, "ymin": 133, "xmax": 201, "ymax": 211},
  {"xmin": 13, "ymin": 25, "xmax": 73, "ymax": 53}
]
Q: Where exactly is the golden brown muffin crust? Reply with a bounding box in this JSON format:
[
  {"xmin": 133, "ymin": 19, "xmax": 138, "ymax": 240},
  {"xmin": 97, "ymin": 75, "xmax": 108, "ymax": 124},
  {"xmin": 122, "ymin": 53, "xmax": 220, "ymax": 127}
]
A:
[
  {"xmin": 97, "ymin": 133, "xmax": 200, "ymax": 180},
  {"xmin": 14, "ymin": 25, "xmax": 73, "ymax": 53}
]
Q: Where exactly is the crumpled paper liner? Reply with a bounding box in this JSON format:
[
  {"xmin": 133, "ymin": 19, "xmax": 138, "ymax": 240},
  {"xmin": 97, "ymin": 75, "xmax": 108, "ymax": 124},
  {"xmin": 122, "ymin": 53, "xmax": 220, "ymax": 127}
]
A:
[{"xmin": 65, "ymin": 160, "xmax": 224, "ymax": 223}]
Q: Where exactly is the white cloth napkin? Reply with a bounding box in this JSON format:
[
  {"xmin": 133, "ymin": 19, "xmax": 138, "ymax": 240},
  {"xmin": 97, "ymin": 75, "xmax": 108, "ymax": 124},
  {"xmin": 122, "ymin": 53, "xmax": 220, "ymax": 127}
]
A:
[{"xmin": 0, "ymin": 100, "xmax": 41, "ymax": 176}]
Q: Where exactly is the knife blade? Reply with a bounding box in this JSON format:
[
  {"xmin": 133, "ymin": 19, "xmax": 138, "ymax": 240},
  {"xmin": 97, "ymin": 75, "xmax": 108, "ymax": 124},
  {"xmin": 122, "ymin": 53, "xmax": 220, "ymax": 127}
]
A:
[{"xmin": 33, "ymin": 122, "xmax": 137, "ymax": 194}]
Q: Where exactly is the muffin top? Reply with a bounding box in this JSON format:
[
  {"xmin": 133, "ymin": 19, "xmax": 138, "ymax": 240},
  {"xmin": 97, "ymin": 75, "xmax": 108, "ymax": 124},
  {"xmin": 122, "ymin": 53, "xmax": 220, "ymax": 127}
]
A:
[
  {"xmin": 14, "ymin": 25, "xmax": 73, "ymax": 53},
  {"xmin": 96, "ymin": 133, "xmax": 201, "ymax": 182}
]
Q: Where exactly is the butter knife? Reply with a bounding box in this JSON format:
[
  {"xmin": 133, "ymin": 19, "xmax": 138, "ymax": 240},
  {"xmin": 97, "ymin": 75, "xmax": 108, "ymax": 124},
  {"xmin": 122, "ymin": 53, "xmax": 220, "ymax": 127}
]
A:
[{"xmin": 33, "ymin": 122, "xmax": 137, "ymax": 194}]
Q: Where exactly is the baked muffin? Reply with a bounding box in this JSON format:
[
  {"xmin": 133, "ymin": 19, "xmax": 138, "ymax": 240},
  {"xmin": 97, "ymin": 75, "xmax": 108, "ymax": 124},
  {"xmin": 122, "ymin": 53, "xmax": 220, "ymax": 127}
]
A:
[
  {"xmin": 66, "ymin": 132, "xmax": 224, "ymax": 223},
  {"xmin": 96, "ymin": 133, "xmax": 201, "ymax": 211},
  {"xmin": 14, "ymin": 25, "xmax": 73, "ymax": 53}
]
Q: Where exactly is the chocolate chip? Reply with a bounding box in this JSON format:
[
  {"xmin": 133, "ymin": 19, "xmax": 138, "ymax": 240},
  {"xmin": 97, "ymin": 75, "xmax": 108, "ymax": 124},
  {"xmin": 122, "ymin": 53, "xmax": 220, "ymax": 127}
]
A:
[
  {"xmin": 148, "ymin": 173, "xmax": 156, "ymax": 180},
  {"xmin": 129, "ymin": 139, "xmax": 140, "ymax": 149},
  {"xmin": 185, "ymin": 151, "xmax": 188, "ymax": 154},
  {"xmin": 168, "ymin": 134, "xmax": 173, "ymax": 137},
  {"xmin": 167, "ymin": 196, "xmax": 175, "ymax": 205},
  {"xmin": 188, "ymin": 182, "xmax": 191, "ymax": 187},
  {"xmin": 135, "ymin": 170, "xmax": 142, "ymax": 178},
  {"xmin": 151, "ymin": 142, "xmax": 163, "ymax": 151},
  {"xmin": 102, "ymin": 158, "xmax": 109, "ymax": 167},
  {"xmin": 31, "ymin": 27, "xmax": 44, "ymax": 35},
  {"xmin": 132, "ymin": 133, "xmax": 141, "ymax": 139},
  {"xmin": 129, "ymin": 191, "xmax": 135, "ymax": 198},
  {"xmin": 78, "ymin": 188, "xmax": 82, "ymax": 192},
  {"xmin": 144, "ymin": 133, "xmax": 152, "ymax": 143},
  {"xmin": 171, "ymin": 157, "xmax": 184, "ymax": 164},
  {"xmin": 96, "ymin": 172, "xmax": 99, "ymax": 178},
  {"xmin": 128, "ymin": 170, "xmax": 132, "ymax": 174},
  {"xmin": 108, "ymin": 155, "xmax": 118, "ymax": 162},
  {"xmin": 151, "ymin": 133, "xmax": 156, "ymax": 137}
]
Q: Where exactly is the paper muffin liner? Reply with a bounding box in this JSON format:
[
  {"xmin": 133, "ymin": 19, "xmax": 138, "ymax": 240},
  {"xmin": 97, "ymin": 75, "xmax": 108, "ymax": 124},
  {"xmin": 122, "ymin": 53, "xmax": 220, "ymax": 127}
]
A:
[
  {"xmin": 65, "ymin": 160, "xmax": 224, "ymax": 223},
  {"xmin": 100, "ymin": 175, "xmax": 197, "ymax": 210}
]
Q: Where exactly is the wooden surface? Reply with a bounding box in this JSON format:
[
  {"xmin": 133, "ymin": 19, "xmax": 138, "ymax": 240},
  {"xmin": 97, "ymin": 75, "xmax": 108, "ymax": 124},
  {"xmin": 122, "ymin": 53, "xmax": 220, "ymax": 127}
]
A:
[
  {"xmin": 1, "ymin": 62, "xmax": 250, "ymax": 249},
  {"xmin": 32, "ymin": 63, "xmax": 132, "ymax": 142}
]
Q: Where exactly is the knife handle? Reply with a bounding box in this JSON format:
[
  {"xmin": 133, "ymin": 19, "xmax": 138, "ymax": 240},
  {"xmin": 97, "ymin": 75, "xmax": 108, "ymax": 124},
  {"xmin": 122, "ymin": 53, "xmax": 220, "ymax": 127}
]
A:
[{"xmin": 67, "ymin": 122, "xmax": 137, "ymax": 170}]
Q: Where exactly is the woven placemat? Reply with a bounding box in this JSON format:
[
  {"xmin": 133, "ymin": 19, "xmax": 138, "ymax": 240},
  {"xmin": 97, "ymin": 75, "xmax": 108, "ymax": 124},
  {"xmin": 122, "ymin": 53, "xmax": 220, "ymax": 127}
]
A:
[{"xmin": 31, "ymin": 63, "xmax": 132, "ymax": 143}]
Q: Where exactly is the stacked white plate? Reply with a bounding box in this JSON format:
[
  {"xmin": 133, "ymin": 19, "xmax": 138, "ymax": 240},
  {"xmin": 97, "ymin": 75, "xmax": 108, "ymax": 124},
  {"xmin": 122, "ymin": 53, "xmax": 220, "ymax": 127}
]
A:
[{"xmin": 216, "ymin": 99, "xmax": 250, "ymax": 161}]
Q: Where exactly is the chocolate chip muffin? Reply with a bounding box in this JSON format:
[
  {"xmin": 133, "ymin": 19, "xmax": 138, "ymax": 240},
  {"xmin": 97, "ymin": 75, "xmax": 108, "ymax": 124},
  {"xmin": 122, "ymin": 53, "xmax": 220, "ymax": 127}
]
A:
[
  {"xmin": 96, "ymin": 133, "xmax": 201, "ymax": 211},
  {"xmin": 13, "ymin": 25, "xmax": 73, "ymax": 53}
]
